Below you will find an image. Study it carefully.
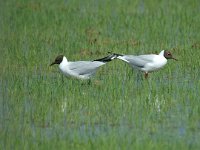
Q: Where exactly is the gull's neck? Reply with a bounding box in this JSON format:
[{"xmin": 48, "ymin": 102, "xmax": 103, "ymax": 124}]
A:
[
  {"xmin": 59, "ymin": 56, "xmax": 68, "ymax": 68},
  {"xmin": 159, "ymin": 50, "xmax": 165, "ymax": 56}
]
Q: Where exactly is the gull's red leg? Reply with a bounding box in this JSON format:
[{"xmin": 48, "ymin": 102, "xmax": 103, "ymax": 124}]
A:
[{"xmin": 144, "ymin": 72, "xmax": 148, "ymax": 79}]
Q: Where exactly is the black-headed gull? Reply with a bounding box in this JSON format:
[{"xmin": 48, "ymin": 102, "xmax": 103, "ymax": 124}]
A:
[
  {"xmin": 113, "ymin": 50, "xmax": 177, "ymax": 78},
  {"xmin": 50, "ymin": 54, "xmax": 117, "ymax": 79}
]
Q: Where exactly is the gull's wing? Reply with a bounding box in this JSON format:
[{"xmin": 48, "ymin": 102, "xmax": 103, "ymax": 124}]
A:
[
  {"xmin": 68, "ymin": 61, "xmax": 105, "ymax": 75},
  {"xmin": 120, "ymin": 54, "xmax": 156, "ymax": 68}
]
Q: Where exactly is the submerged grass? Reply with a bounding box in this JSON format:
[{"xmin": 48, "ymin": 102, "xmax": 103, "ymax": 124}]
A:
[{"xmin": 1, "ymin": 0, "xmax": 200, "ymax": 149}]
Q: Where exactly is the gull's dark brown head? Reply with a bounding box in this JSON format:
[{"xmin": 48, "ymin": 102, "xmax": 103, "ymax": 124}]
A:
[
  {"xmin": 50, "ymin": 55, "xmax": 64, "ymax": 66},
  {"xmin": 164, "ymin": 51, "xmax": 177, "ymax": 60}
]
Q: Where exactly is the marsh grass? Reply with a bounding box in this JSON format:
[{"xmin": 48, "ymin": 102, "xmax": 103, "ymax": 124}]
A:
[{"xmin": 1, "ymin": 0, "xmax": 200, "ymax": 149}]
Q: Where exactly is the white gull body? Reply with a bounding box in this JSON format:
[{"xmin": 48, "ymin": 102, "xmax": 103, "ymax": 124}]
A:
[
  {"xmin": 115, "ymin": 50, "xmax": 177, "ymax": 78},
  {"xmin": 59, "ymin": 56, "xmax": 106, "ymax": 79},
  {"xmin": 117, "ymin": 50, "xmax": 167, "ymax": 73},
  {"xmin": 50, "ymin": 54, "xmax": 117, "ymax": 80}
]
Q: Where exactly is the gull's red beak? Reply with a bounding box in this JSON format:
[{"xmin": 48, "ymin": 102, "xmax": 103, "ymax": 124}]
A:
[{"xmin": 50, "ymin": 62, "xmax": 56, "ymax": 66}]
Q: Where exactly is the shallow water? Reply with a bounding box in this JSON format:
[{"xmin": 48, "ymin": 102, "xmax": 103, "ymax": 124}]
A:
[{"xmin": 1, "ymin": 70, "xmax": 200, "ymax": 148}]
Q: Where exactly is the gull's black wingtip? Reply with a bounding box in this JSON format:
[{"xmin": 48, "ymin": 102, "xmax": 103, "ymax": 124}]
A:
[{"xmin": 93, "ymin": 53, "xmax": 123, "ymax": 62}]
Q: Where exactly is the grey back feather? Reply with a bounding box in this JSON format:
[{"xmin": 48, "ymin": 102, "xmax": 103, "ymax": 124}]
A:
[
  {"xmin": 122, "ymin": 54, "xmax": 156, "ymax": 68},
  {"xmin": 68, "ymin": 61, "xmax": 104, "ymax": 75}
]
